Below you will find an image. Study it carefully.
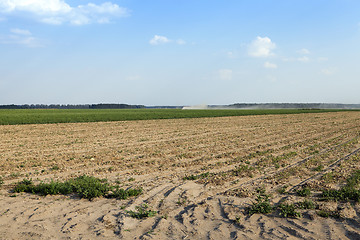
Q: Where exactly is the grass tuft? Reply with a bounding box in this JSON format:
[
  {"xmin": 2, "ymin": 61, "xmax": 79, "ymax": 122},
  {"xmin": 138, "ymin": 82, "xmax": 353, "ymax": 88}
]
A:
[
  {"xmin": 278, "ymin": 203, "xmax": 302, "ymax": 218},
  {"xmin": 296, "ymin": 186, "xmax": 311, "ymax": 197},
  {"xmin": 126, "ymin": 204, "xmax": 157, "ymax": 219},
  {"xmin": 321, "ymin": 170, "xmax": 360, "ymax": 202},
  {"xmin": 183, "ymin": 172, "xmax": 211, "ymax": 180},
  {"xmin": 248, "ymin": 190, "xmax": 273, "ymax": 215},
  {"xmin": 296, "ymin": 199, "xmax": 316, "ymax": 209}
]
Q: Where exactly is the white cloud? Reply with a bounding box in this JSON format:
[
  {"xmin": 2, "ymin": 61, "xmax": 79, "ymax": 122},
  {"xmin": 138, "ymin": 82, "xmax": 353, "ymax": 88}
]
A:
[
  {"xmin": 298, "ymin": 48, "xmax": 310, "ymax": 55},
  {"xmin": 149, "ymin": 35, "xmax": 187, "ymax": 46},
  {"xmin": 321, "ymin": 68, "xmax": 336, "ymax": 76},
  {"xmin": 0, "ymin": 28, "xmax": 42, "ymax": 47},
  {"xmin": 297, "ymin": 56, "xmax": 310, "ymax": 62},
  {"xmin": 149, "ymin": 35, "xmax": 170, "ymax": 45},
  {"xmin": 10, "ymin": 28, "xmax": 31, "ymax": 35},
  {"xmin": 227, "ymin": 51, "xmax": 237, "ymax": 59},
  {"xmin": 248, "ymin": 36, "xmax": 276, "ymax": 57},
  {"xmin": 176, "ymin": 39, "xmax": 186, "ymax": 45},
  {"xmin": 264, "ymin": 61, "xmax": 277, "ymax": 69},
  {"xmin": 0, "ymin": 0, "xmax": 71, "ymax": 13},
  {"xmin": 218, "ymin": 69, "xmax": 233, "ymax": 81},
  {"xmin": 0, "ymin": 0, "xmax": 128, "ymax": 25},
  {"xmin": 318, "ymin": 57, "xmax": 328, "ymax": 62}
]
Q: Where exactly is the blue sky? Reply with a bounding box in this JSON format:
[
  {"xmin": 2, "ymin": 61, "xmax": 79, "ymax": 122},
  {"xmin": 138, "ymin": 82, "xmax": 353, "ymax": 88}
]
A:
[{"xmin": 0, "ymin": 0, "xmax": 359, "ymax": 106}]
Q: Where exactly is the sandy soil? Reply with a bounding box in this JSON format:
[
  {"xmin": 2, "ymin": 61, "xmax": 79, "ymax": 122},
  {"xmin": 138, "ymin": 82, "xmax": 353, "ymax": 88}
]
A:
[{"xmin": 1, "ymin": 112, "xmax": 360, "ymax": 239}]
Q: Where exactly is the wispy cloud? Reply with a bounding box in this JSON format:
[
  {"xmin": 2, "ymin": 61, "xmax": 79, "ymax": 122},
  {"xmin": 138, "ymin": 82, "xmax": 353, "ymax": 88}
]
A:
[
  {"xmin": 317, "ymin": 57, "xmax": 328, "ymax": 62},
  {"xmin": 297, "ymin": 48, "xmax": 310, "ymax": 55},
  {"xmin": 282, "ymin": 56, "xmax": 311, "ymax": 63},
  {"xmin": 0, "ymin": 0, "xmax": 129, "ymax": 25},
  {"xmin": 321, "ymin": 68, "xmax": 336, "ymax": 76},
  {"xmin": 297, "ymin": 56, "xmax": 310, "ymax": 62},
  {"xmin": 0, "ymin": 28, "xmax": 42, "ymax": 47},
  {"xmin": 227, "ymin": 51, "xmax": 236, "ymax": 59},
  {"xmin": 150, "ymin": 35, "xmax": 186, "ymax": 45},
  {"xmin": 218, "ymin": 69, "xmax": 233, "ymax": 81},
  {"xmin": 10, "ymin": 28, "xmax": 31, "ymax": 35},
  {"xmin": 248, "ymin": 36, "xmax": 276, "ymax": 57},
  {"xmin": 176, "ymin": 39, "xmax": 186, "ymax": 45},
  {"xmin": 149, "ymin": 35, "xmax": 170, "ymax": 45},
  {"xmin": 264, "ymin": 61, "xmax": 277, "ymax": 69}
]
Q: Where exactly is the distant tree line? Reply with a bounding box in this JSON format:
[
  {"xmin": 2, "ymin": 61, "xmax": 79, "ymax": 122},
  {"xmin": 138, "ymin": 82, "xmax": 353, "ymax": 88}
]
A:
[
  {"xmin": 1, "ymin": 103, "xmax": 359, "ymax": 110},
  {"xmin": 0, "ymin": 104, "xmax": 145, "ymax": 109},
  {"xmin": 226, "ymin": 103, "xmax": 360, "ymax": 109},
  {"xmin": 89, "ymin": 104, "xmax": 145, "ymax": 109}
]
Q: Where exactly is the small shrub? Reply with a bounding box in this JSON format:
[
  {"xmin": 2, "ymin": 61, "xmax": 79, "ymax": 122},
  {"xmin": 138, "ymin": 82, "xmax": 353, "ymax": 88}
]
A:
[
  {"xmin": 317, "ymin": 210, "xmax": 340, "ymax": 218},
  {"xmin": 107, "ymin": 187, "xmax": 142, "ymax": 200},
  {"xmin": 278, "ymin": 203, "xmax": 302, "ymax": 218},
  {"xmin": 233, "ymin": 165, "xmax": 254, "ymax": 177},
  {"xmin": 321, "ymin": 187, "xmax": 360, "ymax": 202},
  {"xmin": 183, "ymin": 172, "xmax": 211, "ymax": 180},
  {"xmin": 321, "ymin": 170, "xmax": 360, "ymax": 202},
  {"xmin": 313, "ymin": 165, "xmax": 324, "ymax": 172},
  {"xmin": 183, "ymin": 175, "xmax": 197, "ymax": 180},
  {"xmin": 51, "ymin": 165, "xmax": 59, "ymax": 171},
  {"xmin": 127, "ymin": 204, "xmax": 157, "ymax": 219},
  {"xmin": 297, "ymin": 187, "xmax": 311, "ymax": 197},
  {"xmin": 248, "ymin": 191, "xmax": 273, "ymax": 215},
  {"xmin": 277, "ymin": 185, "xmax": 288, "ymax": 194},
  {"xmin": 12, "ymin": 175, "xmax": 142, "ymax": 201},
  {"xmin": 13, "ymin": 179, "xmax": 34, "ymax": 193},
  {"xmin": 0, "ymin": 176, "xmax": 3, "ymax": 187},
  {"xmin": 74, "ymin": 176, "xmax": 110, "ymax": 199},
  {"xmin": 322, "ymin": 172, "xmax": 335, "ymax": 183},
  {"xmin": 176, "ymin": 196, "xmax": 187, "ymax": 206},
  {"xmin": 346, "ymin": 170, "xmax": 360, "ymax": 188},
  {"xmin": 296, "ymin": 199, "xmax": 316, "ymax": 209}
]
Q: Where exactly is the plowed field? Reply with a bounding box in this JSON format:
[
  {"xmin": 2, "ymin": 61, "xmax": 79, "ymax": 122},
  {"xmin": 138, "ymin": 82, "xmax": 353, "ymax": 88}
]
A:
[{"xmin": 1, "ymin": 111, "xmax": 360, "ymax": 239}]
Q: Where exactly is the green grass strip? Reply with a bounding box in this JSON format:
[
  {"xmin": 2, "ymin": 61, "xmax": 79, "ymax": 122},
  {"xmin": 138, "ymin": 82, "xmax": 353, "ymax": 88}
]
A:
[{"xmin": 0, "ymin": 109, "xmax": 355, "ymax": 125}]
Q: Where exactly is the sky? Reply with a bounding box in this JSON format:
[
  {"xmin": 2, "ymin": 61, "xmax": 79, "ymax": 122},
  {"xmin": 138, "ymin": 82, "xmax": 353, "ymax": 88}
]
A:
[{"xmin": 0, "ymin": 0, "xmax": 360, "ymax": 106}]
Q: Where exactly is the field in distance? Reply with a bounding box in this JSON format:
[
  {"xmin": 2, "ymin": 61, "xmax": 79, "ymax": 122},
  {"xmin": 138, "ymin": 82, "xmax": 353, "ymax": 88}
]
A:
[{"xmin": 0, "ymin": 108, "xmax": 355, "ymax": 125}]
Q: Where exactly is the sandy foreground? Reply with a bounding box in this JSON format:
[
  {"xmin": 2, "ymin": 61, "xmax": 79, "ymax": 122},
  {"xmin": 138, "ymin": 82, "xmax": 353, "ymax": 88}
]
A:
[{"xmin": 1, "ymin": 112, "xmax": 360, "ymax": 239}]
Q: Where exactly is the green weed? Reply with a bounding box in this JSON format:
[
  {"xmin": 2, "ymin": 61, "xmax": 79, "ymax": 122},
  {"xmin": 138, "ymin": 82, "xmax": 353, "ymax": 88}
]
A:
[
  {"xmin": 317, "ymin": 210, "xmax": 340, "ymax": 218},
  {"xmin": 107, "ymin": 187, "xmax": 142, "ymax": 200},
  {"xmin": 277, "ymin": 185, "xmax": 288, "ymax": 194},
  {"xmin": 248, "ymin": 190, "xmax": 273, "ymax": 215},
  {"xmin": 126, "ymin": 204, "xmax": 157, "ymax": 219},
  {"xmin": 232, "ymin": 165, "xmax": 255, "ymax": 177},
  {"xmin": 296, "ymin": 187, "xmax": 311, "ymax": 197},
  {"xmin": 278, "ymin": 203, "xmax": 302, "ymax": 218},
  {"xmin": 50, "ymin": 165, "xmax": 60, "ymax": 171},
  {"xmin": 13, "ymin": 175, "xmax": 142, "ymax": 200},
  {"xmin": 321, "ymin": 170, "xmax": 360, "ymax": 202},
  {"xmin": 296, "ymin": 199, "xmax": 316, "ymax": 209},
  {"xmin": 313, "ymin": 165, "xmax": 324, "ymax": 172},
  {"xmin": 183, "ymin": 172, "xmax": 211, "ymax": 180}
]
